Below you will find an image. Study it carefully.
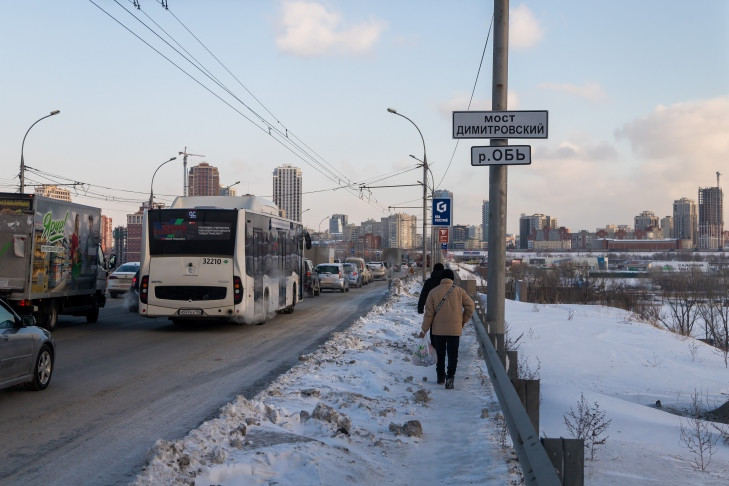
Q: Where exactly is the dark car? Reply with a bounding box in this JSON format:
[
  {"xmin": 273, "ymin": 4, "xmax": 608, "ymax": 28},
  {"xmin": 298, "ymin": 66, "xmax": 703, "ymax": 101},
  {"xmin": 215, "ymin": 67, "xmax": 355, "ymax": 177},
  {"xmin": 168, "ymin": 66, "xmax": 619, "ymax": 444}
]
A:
[
  {"xmin": 304, "ymin": 259, "xmax": 321, "ymax": 297},
  {"xmin": 127, "ymin": 269, "xmax": 140, "ymax": 312},
  {"xmin": 0, "ymin": 298, "xmax": 55, "ymax": 391}
]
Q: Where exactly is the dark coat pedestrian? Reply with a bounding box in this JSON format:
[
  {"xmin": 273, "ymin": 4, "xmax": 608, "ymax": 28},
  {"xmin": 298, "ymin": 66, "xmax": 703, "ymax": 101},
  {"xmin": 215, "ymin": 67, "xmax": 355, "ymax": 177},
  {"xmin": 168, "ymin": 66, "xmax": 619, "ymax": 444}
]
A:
[
  {"xmin": 417, "ymin": 263, "xmax": 444, "ymax": 314},
  {"xmin": 420, "ymin": 269, "xmax": 475, "ymax": 389}
]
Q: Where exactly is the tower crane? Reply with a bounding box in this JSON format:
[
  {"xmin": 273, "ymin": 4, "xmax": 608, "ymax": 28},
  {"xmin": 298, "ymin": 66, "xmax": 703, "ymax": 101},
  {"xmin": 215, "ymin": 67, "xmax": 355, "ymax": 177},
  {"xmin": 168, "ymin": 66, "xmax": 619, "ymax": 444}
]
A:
[{"xmin": 179, "ymin": 146, "xmax": 205, "ymax": 196}]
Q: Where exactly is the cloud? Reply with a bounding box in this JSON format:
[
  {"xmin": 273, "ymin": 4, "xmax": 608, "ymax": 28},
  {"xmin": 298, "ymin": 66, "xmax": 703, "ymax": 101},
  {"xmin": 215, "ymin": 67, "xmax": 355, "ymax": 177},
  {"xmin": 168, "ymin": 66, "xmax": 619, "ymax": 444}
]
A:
[
  {"xmin": 275, "ymin": 1, "xmax": 386, "ymax": 57},
  {"xmin": 538, "ymin": 82, "xmax": 608, "ymax": 103},
  {"xmin": 510, "ymin": 4, "xmax": 543, "ymax": 49},
  {"xmin": 615, "ymin": 96, "xmax": 729, "ymax": 161}
]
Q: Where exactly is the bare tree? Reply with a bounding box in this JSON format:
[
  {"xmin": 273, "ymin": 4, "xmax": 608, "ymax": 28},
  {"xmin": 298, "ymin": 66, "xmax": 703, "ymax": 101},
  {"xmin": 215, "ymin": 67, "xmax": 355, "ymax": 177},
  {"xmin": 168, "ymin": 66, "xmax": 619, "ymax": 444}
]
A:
[
  {"xmin": 679, "ymin": 390, "xmax": 719, "ymax": 472},
  {"xmin": 651, "ymin": 270, "xmax": 706, "ymax": 336},
  {"xmin": 564, "ymin": 393, "xmax": 611, "ymax": 461}
]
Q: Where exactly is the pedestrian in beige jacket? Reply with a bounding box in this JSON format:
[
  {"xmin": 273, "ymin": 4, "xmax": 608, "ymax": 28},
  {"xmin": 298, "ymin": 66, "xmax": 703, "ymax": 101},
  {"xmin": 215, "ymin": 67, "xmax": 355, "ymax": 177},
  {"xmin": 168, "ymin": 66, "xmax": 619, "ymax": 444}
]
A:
[{"xmin": 419, "ymin": 268, "xmax": 475, "ymax": 389}]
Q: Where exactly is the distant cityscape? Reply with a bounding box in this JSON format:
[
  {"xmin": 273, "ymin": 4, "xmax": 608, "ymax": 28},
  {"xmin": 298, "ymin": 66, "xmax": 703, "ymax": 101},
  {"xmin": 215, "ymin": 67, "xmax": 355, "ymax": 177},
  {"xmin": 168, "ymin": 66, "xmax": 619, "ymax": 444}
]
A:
[{"xmin": 34, "ymin": 163, "xmax": 726, "ymax": 264}]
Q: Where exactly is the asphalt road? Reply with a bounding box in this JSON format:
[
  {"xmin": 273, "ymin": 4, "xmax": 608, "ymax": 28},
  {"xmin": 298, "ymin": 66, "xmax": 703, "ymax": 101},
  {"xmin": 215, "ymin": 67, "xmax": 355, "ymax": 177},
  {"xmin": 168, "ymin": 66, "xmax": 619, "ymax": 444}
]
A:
[{"xmin": 0, "ymin": 279, "xmax": 392, "ymax": 485}]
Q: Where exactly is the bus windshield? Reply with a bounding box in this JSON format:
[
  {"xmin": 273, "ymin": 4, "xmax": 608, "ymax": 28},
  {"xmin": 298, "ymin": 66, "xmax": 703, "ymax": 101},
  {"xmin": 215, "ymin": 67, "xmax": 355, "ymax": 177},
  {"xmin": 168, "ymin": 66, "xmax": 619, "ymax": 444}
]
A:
[{"xmin": 147, "ymin": 209, "xmax": 237, "ymax": 256}]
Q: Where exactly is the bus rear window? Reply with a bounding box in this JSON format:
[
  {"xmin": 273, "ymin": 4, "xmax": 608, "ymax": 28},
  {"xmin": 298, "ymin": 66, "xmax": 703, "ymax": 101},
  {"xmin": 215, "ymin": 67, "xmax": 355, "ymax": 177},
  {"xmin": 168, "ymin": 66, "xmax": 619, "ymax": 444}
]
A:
[{"xmin": 148, "ymin": 209, "xmax": 237, "ymax": 255}]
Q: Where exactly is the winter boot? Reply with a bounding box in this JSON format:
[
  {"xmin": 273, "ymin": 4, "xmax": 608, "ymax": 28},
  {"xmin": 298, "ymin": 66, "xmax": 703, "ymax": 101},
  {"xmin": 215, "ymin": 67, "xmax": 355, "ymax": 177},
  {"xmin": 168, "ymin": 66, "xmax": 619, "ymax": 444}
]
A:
[
  {"xmin": 437, "ymin": 373, "xmax": 446, "ymax": 385},
  {"xmin": 445, "ymin": 377, "xmax": 454, "ymax": 389}
]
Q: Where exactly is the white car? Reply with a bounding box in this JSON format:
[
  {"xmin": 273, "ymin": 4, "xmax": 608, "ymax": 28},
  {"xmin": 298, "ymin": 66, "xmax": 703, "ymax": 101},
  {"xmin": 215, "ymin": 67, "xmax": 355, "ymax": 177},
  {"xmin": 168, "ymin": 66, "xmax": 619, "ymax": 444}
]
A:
[{"xmin": 107, "ymin": 262, "xmax": 140, "ymax": 298}]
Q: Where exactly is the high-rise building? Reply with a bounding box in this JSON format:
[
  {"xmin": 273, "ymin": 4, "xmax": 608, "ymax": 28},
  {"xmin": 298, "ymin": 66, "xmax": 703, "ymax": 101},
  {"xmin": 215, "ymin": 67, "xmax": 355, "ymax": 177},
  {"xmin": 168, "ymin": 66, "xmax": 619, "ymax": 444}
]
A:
[
  {"xmin": 673, "ymin": 197, "xmax": 697, "ymax": 246},
  {"xmin": 272, "ymin": 165, "xmax": 302, "ymax": 222},
  {"xmin": 113, "ymin": 226, "xmax": 127, "ymax": 263},
  {"xmin": 126, "ymin": 206, "xmax": 146, "ymax": 263},
  {"xmin": 518, "ymin": 213, "xmax": 556, "ymax": 249},
  {"xmin": 634, "ymin": 210, "xmax": 659, "ymax": 232},
  {"xmin": 35, "ymin": 184, "xmax": 71, "ymax": 202},
  {"xmin": 329, "ymin": 214, "xmax": 348, "ymax": 238},
  {"xmin": 481, "ymin": 200, "xmax": 489, "ymax": 243},
  {"xmin": 384, "ymin": 213, "xmax": 417, "ymax": 249},
  {"xmin": 100, "ymin": 215, "xmax": 113, "ymax": 257},
  {"xmin": 698, "ymin": 185, "xmax": 724, "ymax": 249},
  {"xmin": 188, "ymin": 162, "xmax": 220, "ymax": 196},
  {"xmin": 660, "ymin": 216, "xmax": 673, "ymax": 239}
]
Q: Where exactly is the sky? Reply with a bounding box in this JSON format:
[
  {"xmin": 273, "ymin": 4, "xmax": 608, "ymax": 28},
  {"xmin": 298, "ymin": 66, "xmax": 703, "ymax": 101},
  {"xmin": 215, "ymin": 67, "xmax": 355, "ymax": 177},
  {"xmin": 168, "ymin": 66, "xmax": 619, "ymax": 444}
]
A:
[
  {"xmin": 131, "ymin": 269, "xmax": 729, "ymax": 485},
  {"xmin": 1, "ymin": 1, "xmax": 728, "ymax": 234}
]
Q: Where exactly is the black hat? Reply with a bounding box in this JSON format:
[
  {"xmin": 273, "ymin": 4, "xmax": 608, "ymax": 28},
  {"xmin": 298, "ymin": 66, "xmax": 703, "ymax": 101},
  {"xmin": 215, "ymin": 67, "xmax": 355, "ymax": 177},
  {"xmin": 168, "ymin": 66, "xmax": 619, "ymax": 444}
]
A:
[{"xmin": 441, "ymin": 269, "xmax": 455, "ymax": 280}]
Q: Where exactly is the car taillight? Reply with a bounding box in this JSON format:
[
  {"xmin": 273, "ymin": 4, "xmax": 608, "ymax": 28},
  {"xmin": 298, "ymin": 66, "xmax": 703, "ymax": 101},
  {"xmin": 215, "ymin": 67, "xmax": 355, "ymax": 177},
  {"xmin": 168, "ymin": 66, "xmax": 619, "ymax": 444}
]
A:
[
  {"xmin": 306, "ymin": 271, "xmax": 311, "ymax": 277},
  {"xmin": 233, "ymin": 276, "xmax": 243, "ymax": 304},
  {"xmin": 140, "ymin": 275, "xmax": 149, "ymax": 304}
]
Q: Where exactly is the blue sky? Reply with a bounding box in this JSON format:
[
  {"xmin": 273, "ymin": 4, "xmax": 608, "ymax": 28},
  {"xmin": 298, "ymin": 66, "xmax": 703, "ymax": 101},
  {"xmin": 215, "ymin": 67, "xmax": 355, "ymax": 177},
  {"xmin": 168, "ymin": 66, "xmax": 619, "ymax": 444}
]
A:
[{"xmin": 1, "ymin": 1, "xmax": 727, "ymax": 234}]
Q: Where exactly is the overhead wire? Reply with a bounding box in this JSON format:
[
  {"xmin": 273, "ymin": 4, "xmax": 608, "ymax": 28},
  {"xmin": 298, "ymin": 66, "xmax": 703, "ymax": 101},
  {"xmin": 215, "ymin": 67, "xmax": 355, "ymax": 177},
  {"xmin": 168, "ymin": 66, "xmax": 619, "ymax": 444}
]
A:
[
  {"xmin": 435, "ymin": 13, "xmax": 494, "ymax": 191},
  {"xmin": 94, "ymin": 0, "xmax": 378, "ymax": 211}
]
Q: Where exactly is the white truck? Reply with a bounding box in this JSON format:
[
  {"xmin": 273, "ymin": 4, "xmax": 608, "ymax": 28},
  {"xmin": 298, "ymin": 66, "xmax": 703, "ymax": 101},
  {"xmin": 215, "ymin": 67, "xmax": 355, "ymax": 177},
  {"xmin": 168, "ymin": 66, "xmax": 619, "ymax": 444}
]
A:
[{"xmin": 0, "ymin": 193, "xmax": 112, "ymax": 330}]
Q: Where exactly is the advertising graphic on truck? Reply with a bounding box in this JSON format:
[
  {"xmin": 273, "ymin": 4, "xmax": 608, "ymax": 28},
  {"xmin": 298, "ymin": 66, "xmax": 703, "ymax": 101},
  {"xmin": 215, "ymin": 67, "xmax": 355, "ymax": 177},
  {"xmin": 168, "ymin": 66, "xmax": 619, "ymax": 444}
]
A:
[{"xmin": 0, "ymin": 193, "xmax": 111, "ymax": 329}]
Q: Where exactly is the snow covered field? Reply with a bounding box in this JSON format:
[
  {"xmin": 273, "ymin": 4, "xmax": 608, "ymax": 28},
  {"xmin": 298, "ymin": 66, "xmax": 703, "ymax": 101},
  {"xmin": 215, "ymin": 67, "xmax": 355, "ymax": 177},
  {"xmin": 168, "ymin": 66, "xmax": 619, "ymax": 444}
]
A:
[{"xmin": 133, "ymin": 273, "xmax": 729, "ymax": 485}]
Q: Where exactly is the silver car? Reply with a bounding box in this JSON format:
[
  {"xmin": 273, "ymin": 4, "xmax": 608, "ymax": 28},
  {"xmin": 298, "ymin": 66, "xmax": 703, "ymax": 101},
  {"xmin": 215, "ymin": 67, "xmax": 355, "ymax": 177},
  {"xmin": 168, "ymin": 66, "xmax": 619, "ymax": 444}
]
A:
[
  {"xmin": 367, "ymin": 261, "xmax": 387, "ymax": 280},
  {"xmin": 315, "ymin": 263, "xmax": 349, "ymax": 293},
  {"xmin": 0, "ymin": 298, "xmax": 55, "ymax": 391},
  {"xmin": 343, "ymin": 262, "xmax": 362, "ymax": 288},
  {"xmin": 108, "ymin": 261, "xmax": 140, "ymax": 298}
]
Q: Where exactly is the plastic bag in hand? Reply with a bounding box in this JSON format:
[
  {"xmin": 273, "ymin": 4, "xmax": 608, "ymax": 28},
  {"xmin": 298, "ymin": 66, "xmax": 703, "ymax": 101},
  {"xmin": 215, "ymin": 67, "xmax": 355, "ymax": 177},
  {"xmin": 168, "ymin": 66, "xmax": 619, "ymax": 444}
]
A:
[{"xmin": 412, "ymin": 336, "xmax": 437, "ymax": 367}]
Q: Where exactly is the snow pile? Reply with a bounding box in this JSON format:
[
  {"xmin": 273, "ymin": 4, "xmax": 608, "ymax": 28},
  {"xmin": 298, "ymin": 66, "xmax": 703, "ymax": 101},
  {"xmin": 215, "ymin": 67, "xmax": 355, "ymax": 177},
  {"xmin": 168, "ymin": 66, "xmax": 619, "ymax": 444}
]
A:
[{"xmin": 133, "ymin": 277, "xmax": 515, "ymax": 485}]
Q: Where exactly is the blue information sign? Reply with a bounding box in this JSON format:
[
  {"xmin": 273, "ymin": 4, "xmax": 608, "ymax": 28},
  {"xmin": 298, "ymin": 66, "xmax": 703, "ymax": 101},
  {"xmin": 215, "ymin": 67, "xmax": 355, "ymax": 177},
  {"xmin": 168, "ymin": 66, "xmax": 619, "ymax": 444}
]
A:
[{"xmin": 432, "ymin": 198, "xmax": 452, "ymax": 226}]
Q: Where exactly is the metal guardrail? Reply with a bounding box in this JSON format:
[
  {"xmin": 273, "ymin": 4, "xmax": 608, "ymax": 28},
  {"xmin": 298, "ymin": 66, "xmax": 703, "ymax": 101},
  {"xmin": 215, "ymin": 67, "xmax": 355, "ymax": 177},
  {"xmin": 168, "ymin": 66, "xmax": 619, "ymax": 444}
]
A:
[{"xmin": 471, "ymin": 302, "xmax": 561, "ymax": 486}]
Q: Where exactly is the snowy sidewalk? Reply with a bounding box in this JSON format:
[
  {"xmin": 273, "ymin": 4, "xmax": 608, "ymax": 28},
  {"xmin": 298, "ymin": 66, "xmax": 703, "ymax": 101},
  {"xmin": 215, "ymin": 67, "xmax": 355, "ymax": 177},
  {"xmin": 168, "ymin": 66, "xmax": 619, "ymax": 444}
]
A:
[{"xmin": 133, "ymin": 277, "xmax": 515, "ymax": 485}]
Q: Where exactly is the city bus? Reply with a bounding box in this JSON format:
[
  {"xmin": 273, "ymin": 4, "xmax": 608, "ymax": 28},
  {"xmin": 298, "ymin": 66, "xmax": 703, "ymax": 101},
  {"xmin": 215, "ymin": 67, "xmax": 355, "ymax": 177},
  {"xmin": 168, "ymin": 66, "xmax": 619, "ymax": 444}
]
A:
[{"xmin": 138, "ymin": 195, "xmax": 304, "ymax": 324}]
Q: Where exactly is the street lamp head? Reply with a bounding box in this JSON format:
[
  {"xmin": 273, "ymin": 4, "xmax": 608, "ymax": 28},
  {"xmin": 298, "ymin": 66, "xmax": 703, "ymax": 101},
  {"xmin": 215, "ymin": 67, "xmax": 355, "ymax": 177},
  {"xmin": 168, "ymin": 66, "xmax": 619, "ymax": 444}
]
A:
[
  {"xmin": 50, "ymin": 110, "xmax": 60, "ymax": 116},
  {"xmin": 387, "ymin": 107, "xmax": 397, "ymax": 114},
  {"xmin": 169, "ymin": 156, "xmax": 177, "ymax": 161}
]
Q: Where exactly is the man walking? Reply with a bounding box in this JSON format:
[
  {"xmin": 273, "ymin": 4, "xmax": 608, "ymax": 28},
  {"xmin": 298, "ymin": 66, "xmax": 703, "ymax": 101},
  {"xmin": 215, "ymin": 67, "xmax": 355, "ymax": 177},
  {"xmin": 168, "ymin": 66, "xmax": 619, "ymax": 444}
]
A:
[
  {"xmin": 417, "ymin": 263, "xmax": 444, "ymax": 314},
  {"xmin": 420, "ymin": 269, "xmax": 475, "ymax": 389}
]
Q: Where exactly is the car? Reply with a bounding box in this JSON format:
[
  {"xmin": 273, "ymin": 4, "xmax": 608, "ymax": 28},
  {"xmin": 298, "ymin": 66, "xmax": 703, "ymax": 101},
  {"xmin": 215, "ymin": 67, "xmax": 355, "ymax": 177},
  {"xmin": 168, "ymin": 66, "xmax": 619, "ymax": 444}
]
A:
[
  {"xmin": 345, "ymin": 257, "xmax": 372, "ymax": 285},
  {"xmin": 127, "ymin": 269, "xmax": 140, "ymax": 312},
  {"xmin": 343, "ymin": 262, "xmax": 362, "ymax": 288},
  {"xmin": 315, "ymin": 263, "xmax": 349, "ymax": 293},
  {"xmin": 367, "ymin": 261, "xmax": 387, "ymax": 280},
  {"xmin": 107, "ymin": 261, "xmax": 141, "ymax": 298},
  {"xmin": 303, "ymin": 259, "xmax": 321, "ymax": 297},
  {"xmin": 0, "ymin": 298, "xmax": 55, "ymax": 391}
]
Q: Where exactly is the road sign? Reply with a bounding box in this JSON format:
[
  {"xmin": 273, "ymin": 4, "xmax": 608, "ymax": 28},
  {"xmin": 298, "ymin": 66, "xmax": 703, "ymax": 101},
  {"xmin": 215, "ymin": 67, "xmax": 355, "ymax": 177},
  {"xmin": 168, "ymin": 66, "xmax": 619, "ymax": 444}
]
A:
[
  {"xmin": 471, "ymin": 145, "xmax": 531, "ymax": 166},
  {"xmin": 432, "ymin": 198, "xmax": 451, "ymax": 226},
  {"xmin": 452, "ymin": 110, "xmax": 548, "ymax": 139},
  {"xmin": 441, "ymin": 243, "xmax": 448, "ymax": 250},
  {"xmin": 438, "ymin": 228, "xmax": 449, "ymax": 243}
]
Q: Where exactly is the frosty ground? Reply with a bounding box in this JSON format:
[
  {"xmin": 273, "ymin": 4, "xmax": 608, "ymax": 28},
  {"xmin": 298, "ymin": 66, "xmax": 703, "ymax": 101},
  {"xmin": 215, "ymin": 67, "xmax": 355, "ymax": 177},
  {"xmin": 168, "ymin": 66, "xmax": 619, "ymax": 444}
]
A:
[{"xmin": 133, "ymin": 271, "xmax": 729, "ymax": 485}]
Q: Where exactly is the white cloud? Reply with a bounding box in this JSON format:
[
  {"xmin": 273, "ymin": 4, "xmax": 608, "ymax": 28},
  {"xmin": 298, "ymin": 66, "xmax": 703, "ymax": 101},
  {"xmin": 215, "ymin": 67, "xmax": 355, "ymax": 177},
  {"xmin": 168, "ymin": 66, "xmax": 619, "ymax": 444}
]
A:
[
  {"xmin": 538, "ymin": 82, "xmax": 608, "ymax": 103},
  {"xmin": 615, "ymin": 96, "xmax": 729, "ymax": 161},
  {"xmin": 275, "ymin": 1, "xmax": 386, "ymax": 57},
  {"xmin": 510, "ymin": 4, "xmax": 543, "ymax": 49}
]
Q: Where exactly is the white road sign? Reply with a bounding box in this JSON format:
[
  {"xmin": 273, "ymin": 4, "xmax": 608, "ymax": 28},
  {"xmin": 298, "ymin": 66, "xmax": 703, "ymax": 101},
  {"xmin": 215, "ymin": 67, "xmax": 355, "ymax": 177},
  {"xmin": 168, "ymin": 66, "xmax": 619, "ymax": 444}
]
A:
[
  {"xmin": 453, "ymin": 110, "xmax": 548, "ymax": 139},
  {"xmin": 471, "ymin": 145, "xmax": 531, "ymax": 166}
]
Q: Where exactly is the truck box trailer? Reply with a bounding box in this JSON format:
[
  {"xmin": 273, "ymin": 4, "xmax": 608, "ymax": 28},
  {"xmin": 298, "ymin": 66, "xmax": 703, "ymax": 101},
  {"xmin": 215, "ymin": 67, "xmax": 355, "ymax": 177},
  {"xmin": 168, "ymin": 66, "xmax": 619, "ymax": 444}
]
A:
[{"xmin": 0, "ymin": 193, "xmax": 111, "ymax": 329}]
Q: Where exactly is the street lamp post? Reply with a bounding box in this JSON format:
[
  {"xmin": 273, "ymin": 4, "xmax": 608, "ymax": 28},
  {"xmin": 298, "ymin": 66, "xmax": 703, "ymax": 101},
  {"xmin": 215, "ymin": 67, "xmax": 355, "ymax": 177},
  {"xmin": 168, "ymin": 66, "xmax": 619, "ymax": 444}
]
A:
[
  {"xmin": 387, "ymin": 107, "xmax": 428, "ymax": 280},
  {"xmin": 411, "ymin": 154, "xmax": 437, "ymax": 267},
  {"xmin": 149, "ymin": 157, "xmax": 178, "ymax": 208},
  {"xmin": 19, "ymin": 110, "xmax": 61, "ymax": 193}
]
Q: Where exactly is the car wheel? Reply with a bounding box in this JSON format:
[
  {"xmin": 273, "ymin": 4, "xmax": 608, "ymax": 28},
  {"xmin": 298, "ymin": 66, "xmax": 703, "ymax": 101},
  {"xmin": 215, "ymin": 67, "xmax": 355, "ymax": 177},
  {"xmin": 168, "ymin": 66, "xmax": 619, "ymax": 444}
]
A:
[
  {"xmin": 109, "ymin": 292, "xmax": 118, "ymax": 299},
  {"xmin": 28, "ymin": 345, "xmax": 53, "ymax": 391}
]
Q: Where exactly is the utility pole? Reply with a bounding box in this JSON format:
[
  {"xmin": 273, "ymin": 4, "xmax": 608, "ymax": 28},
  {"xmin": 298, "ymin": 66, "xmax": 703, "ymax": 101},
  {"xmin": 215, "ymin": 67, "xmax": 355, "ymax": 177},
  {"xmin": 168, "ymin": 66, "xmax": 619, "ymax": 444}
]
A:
[
  {"xmin": 487, "ymin": 0, "xmax": 509, "ymax": 361},
  {"xmin": 178, "ymin": 146, "xmax": 205, "ymax": 196}
]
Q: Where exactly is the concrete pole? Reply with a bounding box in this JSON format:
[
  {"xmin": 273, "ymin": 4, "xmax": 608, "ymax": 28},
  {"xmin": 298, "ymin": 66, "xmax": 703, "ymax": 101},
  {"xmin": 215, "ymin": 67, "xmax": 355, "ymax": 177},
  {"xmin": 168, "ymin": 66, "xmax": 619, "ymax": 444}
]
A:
[{"xmin": 487, "ymin": 0, "xmax": 509, "ymax": 353}]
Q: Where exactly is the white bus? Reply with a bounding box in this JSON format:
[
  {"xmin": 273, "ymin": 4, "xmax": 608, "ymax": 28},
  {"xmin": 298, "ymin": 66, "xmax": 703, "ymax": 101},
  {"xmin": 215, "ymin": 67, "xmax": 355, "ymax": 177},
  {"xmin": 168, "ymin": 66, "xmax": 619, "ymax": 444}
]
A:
[{"xmin": 138, "ymin": 195, "xmax": 304, "ymax": 324}]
